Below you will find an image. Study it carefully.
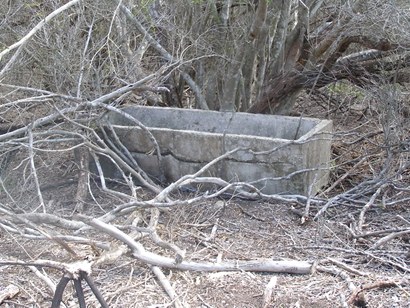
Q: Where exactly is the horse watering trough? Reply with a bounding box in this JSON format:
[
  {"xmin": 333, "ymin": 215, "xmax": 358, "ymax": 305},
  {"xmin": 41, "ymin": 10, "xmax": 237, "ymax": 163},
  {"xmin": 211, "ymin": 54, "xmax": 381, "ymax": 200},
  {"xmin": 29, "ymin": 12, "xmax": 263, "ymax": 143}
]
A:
[{"xmin": 102, "ymin": 106, "xmax": 332, "ymax": 195}]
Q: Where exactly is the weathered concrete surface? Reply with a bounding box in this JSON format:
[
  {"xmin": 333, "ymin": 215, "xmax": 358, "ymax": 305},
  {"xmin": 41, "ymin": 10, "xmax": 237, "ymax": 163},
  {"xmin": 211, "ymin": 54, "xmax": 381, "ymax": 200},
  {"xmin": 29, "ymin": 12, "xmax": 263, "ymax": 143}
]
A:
[{"xmin": 102, "ymin": 106, "xmax": 332, "ymax": 195}]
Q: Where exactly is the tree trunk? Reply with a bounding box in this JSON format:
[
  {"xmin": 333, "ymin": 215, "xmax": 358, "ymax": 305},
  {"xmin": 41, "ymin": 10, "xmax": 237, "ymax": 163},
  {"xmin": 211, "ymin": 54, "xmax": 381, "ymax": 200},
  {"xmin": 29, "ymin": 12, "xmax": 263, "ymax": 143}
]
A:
[
  {"xmin": 247, "ymin": 71, "xmax": 304, "ymax": 114},
  {"xmin": 248, "ymin": 60, "xmax": 375, "ymax": 114}
]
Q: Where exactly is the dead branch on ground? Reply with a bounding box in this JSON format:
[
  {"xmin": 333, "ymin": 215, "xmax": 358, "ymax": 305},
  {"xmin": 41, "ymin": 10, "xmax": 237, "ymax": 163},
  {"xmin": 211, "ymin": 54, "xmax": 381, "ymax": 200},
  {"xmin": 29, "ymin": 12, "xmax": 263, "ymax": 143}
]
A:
[{"xmin": 0, "ymin": 92, "xmax": 408, "ymax": 307}]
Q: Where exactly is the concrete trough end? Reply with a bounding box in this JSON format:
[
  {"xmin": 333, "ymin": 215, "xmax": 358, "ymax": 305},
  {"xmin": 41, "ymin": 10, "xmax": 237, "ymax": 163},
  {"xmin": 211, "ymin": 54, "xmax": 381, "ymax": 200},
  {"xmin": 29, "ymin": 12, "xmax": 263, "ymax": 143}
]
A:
[{"xmin": 102, "ymin": 106, "xmax": 332, "ymax": 195}]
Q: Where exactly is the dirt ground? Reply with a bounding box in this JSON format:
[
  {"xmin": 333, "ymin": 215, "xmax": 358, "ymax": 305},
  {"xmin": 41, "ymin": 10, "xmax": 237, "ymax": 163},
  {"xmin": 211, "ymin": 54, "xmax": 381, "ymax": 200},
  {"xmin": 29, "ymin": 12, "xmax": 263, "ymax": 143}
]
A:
[
  {"xmin": 1, "ymin": 179, "xmax": 409, "ymax": 307},
  {"xmin": 1, "ymin": 94, "xmax": 410, "ymax": 307}
]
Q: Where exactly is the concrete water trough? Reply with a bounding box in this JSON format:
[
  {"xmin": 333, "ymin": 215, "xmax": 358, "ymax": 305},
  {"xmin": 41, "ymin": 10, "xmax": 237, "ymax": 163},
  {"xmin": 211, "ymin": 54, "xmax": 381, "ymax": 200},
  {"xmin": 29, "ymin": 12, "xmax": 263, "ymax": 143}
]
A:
[{"xmin": 102, "ymin": 106, "xmax": 332, "ymax": 195}]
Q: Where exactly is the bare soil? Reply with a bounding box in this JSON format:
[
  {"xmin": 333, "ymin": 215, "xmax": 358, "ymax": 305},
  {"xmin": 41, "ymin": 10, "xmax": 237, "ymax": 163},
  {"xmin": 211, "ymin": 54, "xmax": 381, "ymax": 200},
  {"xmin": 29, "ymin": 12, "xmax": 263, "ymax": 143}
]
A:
[{"xmin": 1, "ymin": 176, "xmax": 409, "ymax": 307}]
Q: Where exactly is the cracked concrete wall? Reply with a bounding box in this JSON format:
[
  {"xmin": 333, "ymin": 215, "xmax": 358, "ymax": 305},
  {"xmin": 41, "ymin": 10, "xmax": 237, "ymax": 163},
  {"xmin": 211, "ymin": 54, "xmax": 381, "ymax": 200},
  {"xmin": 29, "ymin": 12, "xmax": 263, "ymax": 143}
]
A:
[{"xmin": 102, "ymin": 106, "xmax": 332, "ymax": 195}]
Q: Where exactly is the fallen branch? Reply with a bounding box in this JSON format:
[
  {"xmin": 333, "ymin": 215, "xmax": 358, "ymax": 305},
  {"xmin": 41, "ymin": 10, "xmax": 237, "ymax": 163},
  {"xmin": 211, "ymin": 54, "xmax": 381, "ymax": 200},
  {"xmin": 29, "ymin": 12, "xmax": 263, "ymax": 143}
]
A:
[
  {"xmin": 371, "ymin": 229, "xmax": 410, "ymax": 250},
  {"xmin": 78, "ymin": 214, "xmax": 313, "ymax": 274},
  {"xmin": 151, "ymin": 147, "xmax": 246, "ymax": 202},
  {"xmin": 347, "ymin": 280, "xmax": 401, "ymax": 307},
  {"xmin": 317, "ymin": 265, "xmax": 357, "ymax": 308},
  {"xmin": 0, "ymin": 285, "xmax": 20, "ymax": 304},
  {"xmin": 151, "ymin": 265, "xmax": 184, "ymax": 308},
  {"xmin": 358, "ymin": 185, "xmax": 385, "ymax": 232},
  {"xmin": 148, "ymin": 208, "xmax": 186, "ymax": 263},
  {"xmin": 0, "ymin": 259, "xmax": 86, "ymax": 273},
  {"xmin": 262, "ymin": 276, "xmax": 278, "ymax": 308},
  {"xmin": 352, "ymin": 227, "xmax": 410, "ymax": 239},
  {"xmin": 4, "ymin": 213, "xmax": 85, "ymax": 230},
  {"xmin": 29, "ymin": 265, "xmax": 56, "ymax": 294},
  {"xmin": 325, "ymin": 257, "xmax": 369, "ymax": 276},
  {"xmin": 27, "ymin": 126, "xmax": 46, "ymax": 212}
]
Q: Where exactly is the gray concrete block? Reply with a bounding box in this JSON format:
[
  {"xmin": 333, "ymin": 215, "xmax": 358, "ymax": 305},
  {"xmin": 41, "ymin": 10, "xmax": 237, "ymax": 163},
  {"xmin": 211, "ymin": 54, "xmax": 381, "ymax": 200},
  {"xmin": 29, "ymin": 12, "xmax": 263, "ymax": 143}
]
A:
[{"xmin": 102, "ymin": 106, "xmax": 332, "ymax": 195}]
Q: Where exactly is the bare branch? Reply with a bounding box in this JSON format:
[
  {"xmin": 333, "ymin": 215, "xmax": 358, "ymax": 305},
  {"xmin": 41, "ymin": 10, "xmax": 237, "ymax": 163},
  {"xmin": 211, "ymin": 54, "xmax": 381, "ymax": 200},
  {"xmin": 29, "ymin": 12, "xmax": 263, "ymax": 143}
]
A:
[
  {"xmin": 114, "ymin": 1, "xmax": 209, "ymax": 110},
  {"xmin": 77, "ymin": 214, "xmax": 313, "ymax": 274},
  {"xmin": 0, "ymin": 0, "xmax": 81, "ymax": 77}
]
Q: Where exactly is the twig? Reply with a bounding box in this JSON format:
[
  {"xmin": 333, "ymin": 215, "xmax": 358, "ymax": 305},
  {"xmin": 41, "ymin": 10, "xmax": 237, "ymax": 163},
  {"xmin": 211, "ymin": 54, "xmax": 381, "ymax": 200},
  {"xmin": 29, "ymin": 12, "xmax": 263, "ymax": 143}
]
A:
[
  {"xmin": 0, "ymin": 0, "xmax": 80, "ymax": 60},
  {"xmin": 397, "ymin": 215, "xmax": 410, "ymax": 225},
  {"xmin": 5, "ymin": 212, "xmax": 79, "ymax": 257},
  {"xmin": 27, "ymin": 126, "xmax": 45, "ymax": 212},
  {"xmin": 148, "ymin": 208, "xmax": 186, "ymax": 264},
  {"xmin": 0, "ymin": 84, "xmax": 82, "ymax": 102},
  {"xmin": 100, "ymin": 122, "xmax": 160, "ymax": 189},
  {"xmin": 364, "ymin": 251, "xmax": 410, "ymax": 272},
  {"xmin": 317, "ymin": 266, "xmax": 357, "ymax": 307},
  {"xmin": 87, "ymin": 151, "xmax": 147, "ymax": 205},
  {"xmin": 313, "ymin": 196, "xmax": 339, "ymax": 220},
  {"xmin": 302, "ymin": 173, "xmax": 318, "ymax": 224},
  {"xmin": 29, "ymin": 266, "xmax": 56, "ymax": 294},
  {"xmin": 76, "ymin": 18, "xmax": 95, "ymax": 98},
  {"xmin": 353, "ymin": 227, "xmax": 410, "ymax": 239},
  {"xmin": 262, "ymin": 276, "xmax": 277, "ymax": 308},
  {"xmin": 325, "ymin": 257, "xmax": 369, "ymax": 276},
  {"xmin": 237, "ymin": 205, "xmax": 266, "ymax": 222},
  {"xmin": 0, "ymin": 259, "xmax": 68, "ymax": 271},
  {"xmin": 314, "ymin": 177, "xmax": 389, "ymax": 221},
  {"xmin": 74, "ymin": 146, "xmax": 90, "ymax": 212},
  {"xmin": 8, "ymin": 213, "xmax": 85, "ymax": 230},
  {"xmin": 152, "ymin": 147, "xmax": 246, "ymax": 202},
  {"xmin": 321, "ymin": 156, "xmax": 367, "ymax": 195},
  {"xmin": 197, "ymin": 294, "xmax": 214, "ymax": 308},
  {"xmin": 358, "ymin": 185, "xmax": 385, "ymax": 232},
  {"xmin": 0, "ymin": 105, "xmax": 79, "ymax": 142},
  {"xmin": 204, "ymin": 219, "xmax": 220, "ymax": 242},
  {"xmin": 151, "ymin": 266, "xmax": 184, "ymax": 308},
  {"xmin": 371, "ymin": 229, "xmax": 410, "ymax": 250}
]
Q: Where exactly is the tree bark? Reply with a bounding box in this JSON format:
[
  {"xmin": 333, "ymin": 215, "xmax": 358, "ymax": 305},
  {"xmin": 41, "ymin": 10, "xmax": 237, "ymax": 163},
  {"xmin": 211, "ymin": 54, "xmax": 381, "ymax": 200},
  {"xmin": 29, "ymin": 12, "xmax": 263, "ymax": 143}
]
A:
[{"xmin": 247, "ymin": 71, "xmax": 305, "ymax": 114}]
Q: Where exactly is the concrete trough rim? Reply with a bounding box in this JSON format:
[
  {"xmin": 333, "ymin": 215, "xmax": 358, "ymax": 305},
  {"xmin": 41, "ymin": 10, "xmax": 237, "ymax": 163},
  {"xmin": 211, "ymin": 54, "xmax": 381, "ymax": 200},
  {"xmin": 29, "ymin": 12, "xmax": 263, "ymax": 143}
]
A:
[
  {"xmin": 110, "ymin": 124, "xmax": 313, "ymax": 143},
  {"xmin": 108, "ymin": 105, "xmax": 332, "ymax": 143},
  {"xmin": 297, "ymin": 119, "xmax": 333, "ymax": 141}
]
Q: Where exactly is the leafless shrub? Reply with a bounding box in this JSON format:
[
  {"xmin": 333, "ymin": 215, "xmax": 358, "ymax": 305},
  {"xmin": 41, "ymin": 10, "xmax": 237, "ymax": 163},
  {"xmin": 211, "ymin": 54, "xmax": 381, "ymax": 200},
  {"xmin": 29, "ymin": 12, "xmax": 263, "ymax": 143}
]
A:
[{"xmin": 1, "ymin": 1, "xmax": 410, "ymax": 306}]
